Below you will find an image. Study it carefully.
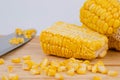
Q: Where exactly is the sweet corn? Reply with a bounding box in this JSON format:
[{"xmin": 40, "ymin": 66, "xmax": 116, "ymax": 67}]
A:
[
  {"xmin": 57, "ymin": 66, "xmax": 66, "ymax": 72},
  {"xmin": 11, "ymin": 58, "xmax": 21, "ymax": 63},
  {"xmin": 93, "ymin": 76, "xmax": 102, "ymax": 80},
  {"xmin": 9, "ymin": 37, "xmax": 24, "ymax": 45},
  {"xmin": 15, "ymin": 28, "xmax": 23, "ymax": 35},
  {"xmin": 23, "ymin": 29, "xmax": 36, "ymax": 39},
  {"xmin": 92, "ymin": 65, "xmax": 98, "ymax": 73},
  {"xmin": 2, "ymin": 75, "xmax": 9, "ymax": 80},
  {"xmin": 30, "ymin": 68, "xmax": 41, "ymax": 75},
  {"xmin": 0, "ymin": 58, "xmax": 4, "ymax": 65},
  {"xmin": 40, "ymin": 21, "xmax": 108, "ymax": 59},
  {"xmin": 98, "ymin": 66, "xmax": 107, "ymax": 74},
  {"xmin": 76, "ymin": 63, "xmax": 87, "ymax": 74},
  {"xmin": 8, "ymin": 66, "xmax": 13, "ymax": 73},
  {"xmin": 47, "ymin": 68, "xmax": 56, "ymax": 76},
  {"xmin": 67, "ymin": 68, "xmax": 75, "ymax": 76},
  {"xmin": 22, "ymin": 60, "xmax": 33, "ymax": 71},
  {"xmin": 22, "ymin": 55, "xmax": 31, "ymax": 60},
  {"xmin": 80, "ymin": 0, "xmax": 120, "ymax": 51},
  {"xmin": 9, "ymin": 73, "xmax": 19, "ymax": 80},
  {"xmin": 55, "ymin": 73, "xmax": 64, "ymax": 80},
  {"xmin": 108, "ymin": 70, "xmax": 118, "ymax": 77},
  {"xmin": 87, "ymin": 65, "xmax": 92, "ymax": 71}
]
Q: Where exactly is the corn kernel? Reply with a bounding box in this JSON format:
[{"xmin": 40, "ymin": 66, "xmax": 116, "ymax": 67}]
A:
[
  {"xmin": 9, "ymin": 73, "xmax": 19, "ymax": 80},
  {"xmin": 67, "ymin": 68, "xmax": 75, "ymax": 76},
  {"xmin": 55, "ymin": 73, "xmax": 64, "ymax": 80},
  {"xmin": 22, "ymin": 60, "xmax": 33, "ymax": 71},
  {"xmin": 22, "ymin": 55, "xmax": 31, "ymax": 60},
  {"xmin": 8, "ymin": 66, "xmax": 13, "ymax": 73},
  {"xmin": 57, "ymin": 66, "xmax": 66, "ymax": 72},
  {"xmin": 2, "ymin": 75, "xmax": 9, "ymax": 80},
  {"xmin": 47, "ymin": 69, "xmax": 56, "ymax": 76},
  {"xmin": 0, "ymin": 58, "xmax": 4, "ymax": 65},
  {"xmin": 15, "ymin": 28, "xmax": 23, "ymax": 35},
  {"xmin": 98, "ymin": 65, "xmax": 107, "ymax": 74},
  {"xmin": 76, "ymin": 63, "xmax": 87, "ymax": 74},
  {"xmin": 93, "ymin": 76, "xmax": 102, "ymax": 80},
  {"xmin": 11, "ymin": 58, "xmax": 21, "ymax": 63},
  {"xmin": 30, "ymin": 68, "xmax": 41, "ymax": 75},
  {"xmin": 108, "ymin": 70, "xmax": 118, "ymax": 77},
  {"xmin": 87, "ymin": 65, "xmax": 92, "ymax": 71},
  {"xmin": 92, "ymin": 65, "xmax": 98, "ymax": 73}
]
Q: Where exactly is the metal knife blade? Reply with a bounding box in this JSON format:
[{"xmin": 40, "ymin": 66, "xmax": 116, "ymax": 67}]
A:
[{"xmin": 0, "ymin": 33, "xmax": 35, "ymax": 56}]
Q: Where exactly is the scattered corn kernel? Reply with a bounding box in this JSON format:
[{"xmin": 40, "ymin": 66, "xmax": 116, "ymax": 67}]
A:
[
  {"xmin": 22, "ymin": 60, "xmax": 33, "ymax": 71},
  {"xmin": 55, "ymin": 73, "xmax": 64, "ymax": 80},
  {"xmin": 9, "ymin": 73, "xmax": 19, "ymax": 80},
  {"xmin": 76, "ymin": 63, "xmax": 87, "ymax": 74},
  {"xmin": 2, "ymin": 75, "xmax": 9, "ymax": 80},
  {"xmin": 0, "ymin": 58, "xmax": 4, "ymax": 65},
  {"xmin": 47, "ymin": 69, "xmax": 56, "ymax": 76},
  {"xmin": 11, "ymin": 58, "xmax": 21, "ymax": 63},
  {"xmin": 93, "ymin": 76, "xmax": 102, "ymax": 80},
  {"xmin": 8, "ymin": 66, "xmax": 13, "ymax": 73},
  {"xmin": 9, "ymin": 37, "xmax": 24, "ymax": 45},
  {"xmin": 22, "ymin": 55, "xmax": 31, "ymax": 60},
  {"xmin": 67, "ymin": 68, "xmax": 75, "ymax": 76},
  {"xmin": 108, "ymin": 70, "xmax": 118, "ymax": 77},
  {"xmin": 15, "ymin": 28, "xmax": 23, "ymax": 35},
  {"xmin": 92, "ymin": 65, "xmax": 98, "ymax": 73},
  {"xmin": 30, "ymin": 68, "xmax": 41, "ymax": 75},
  {"xmin": 98, "ymin": 66, "xmax": 107, "ymax": 74}
]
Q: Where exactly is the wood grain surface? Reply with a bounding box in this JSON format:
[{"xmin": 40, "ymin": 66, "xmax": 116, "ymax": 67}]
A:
[{"xmin": 0, "ymin": 36, "xmax": 120, "ymax": 80}]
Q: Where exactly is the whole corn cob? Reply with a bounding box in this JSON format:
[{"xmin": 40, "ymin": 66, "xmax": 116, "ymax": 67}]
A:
[
  {"xmin": 80, "ymin": 0, "xmax": 120, "ymax": 50},
  {"xmin": 39, "ymin": 22, "xmax": 108, "ymax": 59}
]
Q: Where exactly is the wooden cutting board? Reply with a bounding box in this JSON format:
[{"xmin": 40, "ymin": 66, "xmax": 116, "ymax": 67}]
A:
[{"xmin": 0, "ymin": 36, "xmax": 120, "ymax": 80}]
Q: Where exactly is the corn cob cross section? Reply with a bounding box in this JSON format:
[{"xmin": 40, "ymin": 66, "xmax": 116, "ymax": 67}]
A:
[{"xmin": 40, "ymin": 22, "xmax": 108, "ymax": 59}]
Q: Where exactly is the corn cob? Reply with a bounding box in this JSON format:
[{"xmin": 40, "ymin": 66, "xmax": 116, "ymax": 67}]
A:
[
  {"xmin": 80, "ymin": 0, "xmax": 120, "ymax": 50},
  {"xmin": 40, "ymin": 22, "xmax": 108, "ymax": 59}
]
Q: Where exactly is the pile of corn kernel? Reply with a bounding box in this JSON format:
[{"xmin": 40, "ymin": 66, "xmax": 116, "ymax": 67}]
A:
[
  {"xmin": 0, "ymin": 57, "xmax": 118, "ymax": 80},
  {"xmin": 9, "ymin": 28, "xmax": 36, "ymax": 45}
]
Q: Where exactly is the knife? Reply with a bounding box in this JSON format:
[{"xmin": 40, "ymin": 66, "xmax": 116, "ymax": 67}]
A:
[{"xmin": 0, "ymin": 33, "xmax": 35, "ymax": 56}]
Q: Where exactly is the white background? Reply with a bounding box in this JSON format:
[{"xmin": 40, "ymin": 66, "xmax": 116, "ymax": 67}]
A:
[{"xmin": 0, "ymin": 0, "xmax": 85, "ymax": 35}]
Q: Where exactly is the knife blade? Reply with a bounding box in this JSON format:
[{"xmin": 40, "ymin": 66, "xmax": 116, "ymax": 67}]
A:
[{"xmin": 0, "ymin": 33, "xmax": 35, "ymax": 56}]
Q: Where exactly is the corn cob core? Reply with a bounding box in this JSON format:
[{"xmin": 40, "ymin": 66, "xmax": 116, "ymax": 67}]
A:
[
  {"xmin": 40, "ymin": 22, "xmax": 108, "ymax": 59},
  {"xmin": 80, "ymin": 0, "xmax": 120, "ymax": 50}
]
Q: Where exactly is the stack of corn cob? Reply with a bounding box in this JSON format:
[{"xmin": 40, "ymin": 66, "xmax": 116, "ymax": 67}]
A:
[
  {"xmin": 80, "ymin": 0, "xmax": 120, "ymax": 51},
  {"xmin": 40, "ymin": 0, "xmax": 120, "ymax": 59}
]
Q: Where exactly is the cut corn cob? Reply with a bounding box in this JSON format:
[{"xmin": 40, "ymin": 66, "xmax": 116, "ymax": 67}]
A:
[
  {"xmin": 80, "ymin": 0, "xmax": 120, "ymax": 50},
  {"xmin": 40, "ymin": 22, "xmax": 108, "ymax": 59}
]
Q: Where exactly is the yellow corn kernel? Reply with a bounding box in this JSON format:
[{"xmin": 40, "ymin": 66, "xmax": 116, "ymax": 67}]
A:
[
  {"xmin": 15, "ymin": 28, "xmax": 23, "ymax": 35},
  {"xmin": 11, "ymin": 58, "xmax": 21, "ymax": 63},
  {"xmin": 98, "ymin": 65, "xmax": 107, "ymax": 74},
  {"xmin": 92, "ymin": 65, "xmax": 98, "ymax": 73},
  {"xmin": 8, "ymin": 66, "xmax": 13, "ymax": 73},
  {"xmin": 55, "ymin": 73, "xmax": 64, "ymax": 80},
  {"xmin": 2, "ymin": 75, "xmax": 9, "ymax": 80},
  {"xmin": 76, "ymin": 63, "xmax": 87, "ymax": 74},
  {"xmin": 93, "ymin": 76, "xmax": 102, "ymax": 80},
  {"xmin": 22, "ymin": 60, "xmax": 33, "ymax": 71},
  {"xmin": 9, "ymin": 38, "xmax": 24, "ymax": 45},
  {"xmin": 57, "ymin": 66, "xmax": 66, "ymax": 72},
  {"xmin": 47, "ymin": 69, "xmax": 56, "ymax": 76},
  {"xmin": 108, "ymin": 70, "xmax": 118, "ymax": 77},
  {"xmin": 87, "ymin": 65, "xmax": 92, "ymax": 71},
  {"xmin": 22, "ymin": 55, "xmax": 31, "ymax": 60},
  {"xmin": 66, "ymin": 68, "xmax": 75, "ymax": 76},
  {"xmin": 30, "ymin": 68, "xmax": 41, "ymax": 75},
  {"xmin": 83, "ymin": 60, "xmax": 90, "ymax": 65},
  {"xmin": 0, "ymin": 58, "xmax": 4, "ymax": 65},
  {"xmin": 9, "ymin": 73, "xmax": 19, "ymax": 80},
  {"xmin": 40, "ymin": 58, "xmax": 49, "ymax": 69}
]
